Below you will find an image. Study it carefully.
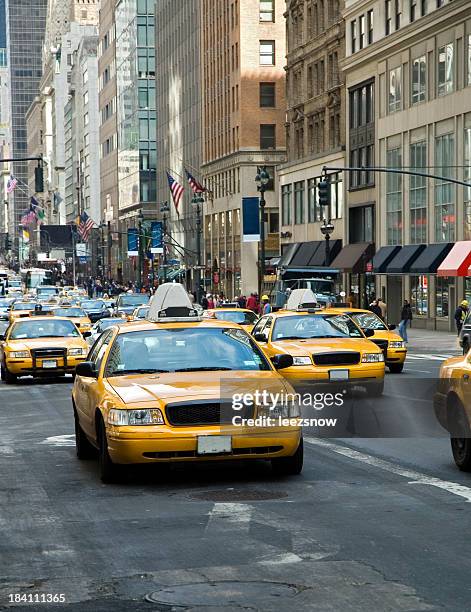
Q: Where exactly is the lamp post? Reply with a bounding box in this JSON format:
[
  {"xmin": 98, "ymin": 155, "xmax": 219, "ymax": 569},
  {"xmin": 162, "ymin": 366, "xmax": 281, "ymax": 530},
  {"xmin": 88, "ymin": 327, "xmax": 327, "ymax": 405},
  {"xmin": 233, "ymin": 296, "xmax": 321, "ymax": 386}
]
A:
[
  {"xmin": 191, "ymin": 192, "xmax": 204, "ymax": 303},
  {"xmin": 255, "ymin": 166, "xmax": 270, "ymax": 298},
  {"xmin": 160, "ymin": 201, "xmax": 170, "ymax": 282},
  {"xmin": 318, "ymin": 175, "xmax": 334, "ymax": 266},
  {"xmin": 137, "ymin": 209, "xmax": 144, "ymax": 290},
  {"xmin": 320, "ymin": 220, "xmax": 335, "ymax": 266}
]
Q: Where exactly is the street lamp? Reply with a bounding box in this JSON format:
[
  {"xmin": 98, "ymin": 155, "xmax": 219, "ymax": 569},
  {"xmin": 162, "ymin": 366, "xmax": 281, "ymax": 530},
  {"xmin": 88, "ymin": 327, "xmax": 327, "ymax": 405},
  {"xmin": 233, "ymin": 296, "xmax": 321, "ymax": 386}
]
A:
[
  {"xmin": 191, "ymin": 192, "xmax": 205, "ymax": 303},
  {"xmin": 255, "ymin": 166, "xmax": 270, "ymax": 298},
  {"xmin": 319, "ymin": 175, "xmax": 334, "ymax": 266},
  {"xmin": 137, "ymin": 209, "xmax": 144, "ymax": 290},
  {"xmin": 160, "ymin": 201, "xmax": 170, "ymax": 282}
]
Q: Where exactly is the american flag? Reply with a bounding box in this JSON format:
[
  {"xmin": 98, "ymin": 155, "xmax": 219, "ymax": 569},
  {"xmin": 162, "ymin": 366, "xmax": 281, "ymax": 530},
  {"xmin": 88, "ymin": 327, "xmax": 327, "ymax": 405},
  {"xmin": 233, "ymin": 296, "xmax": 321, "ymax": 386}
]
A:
[
  {"xmin": 6, "ymin": 175, "xmax": 18, "ymax": 193},
  {"xmin": 166, "ymin": 171, "xmax": 184, "ymax": 213},
  {"xmin": 185, "ymin": 169, "xmax": 206, "ymax": 194},
  {"xmin": 76, "ymin": 211, "xmax": 95, "ymax": 241}
]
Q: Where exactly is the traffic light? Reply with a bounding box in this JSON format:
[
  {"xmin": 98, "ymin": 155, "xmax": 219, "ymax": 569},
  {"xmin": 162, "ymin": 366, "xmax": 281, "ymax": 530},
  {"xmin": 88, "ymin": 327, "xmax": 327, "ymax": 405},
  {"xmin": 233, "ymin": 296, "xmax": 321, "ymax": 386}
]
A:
[
  {"xmin": 4, "ymin": 233, "xmax": 11, "ymax": 251},
  {"xmin": 318, "ymin": 179, "xmax": 331, "ymax": 208},
  {"xmin": 35, "ymin": 165, "xmax": 44, "ymax": 193}
]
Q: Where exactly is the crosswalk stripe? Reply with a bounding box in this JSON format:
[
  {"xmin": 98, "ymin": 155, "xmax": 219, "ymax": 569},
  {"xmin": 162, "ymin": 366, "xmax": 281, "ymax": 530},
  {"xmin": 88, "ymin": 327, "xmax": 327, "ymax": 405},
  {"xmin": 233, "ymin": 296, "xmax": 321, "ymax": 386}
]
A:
[{"xmin": 407, "ymin": 353, "xmax": 456, "ymax": 361}]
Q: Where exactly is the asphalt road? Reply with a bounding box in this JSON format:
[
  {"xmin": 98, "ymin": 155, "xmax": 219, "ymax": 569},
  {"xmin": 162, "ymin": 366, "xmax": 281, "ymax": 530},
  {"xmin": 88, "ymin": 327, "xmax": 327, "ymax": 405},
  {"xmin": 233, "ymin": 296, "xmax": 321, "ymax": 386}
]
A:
[{"xmin": 1, "ymin": 349, "xmax": 471, "ymax": 611}]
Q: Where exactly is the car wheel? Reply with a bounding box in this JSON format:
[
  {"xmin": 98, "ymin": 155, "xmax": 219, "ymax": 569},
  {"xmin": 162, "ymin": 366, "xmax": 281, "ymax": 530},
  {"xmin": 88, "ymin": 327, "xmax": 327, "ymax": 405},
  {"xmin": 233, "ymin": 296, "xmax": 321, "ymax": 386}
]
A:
[
  {"xmin": 97, "ymin": 417, "xmax": 120, "ymax": 483},
  {"xmin": 2, "ymin": 361, "xmax": 17, "ymax": 384},
  {"xmin": 449, "ymin": 401, "xmax": 471, "ymax": 471},
  {"xmin": 272, "ymin": 438, "xmax": 303, "ymax": 476},
  {"xmin": 74, "ymin": 410, "xmax": 97, "ymax": 460},
  {"xmin": 388, "ymin": 363, "xmax": 404, "ymax": 374},
  {"xmin": 366, "ymin": 381, "xmax": 384, "ymax": 397},
  {"xmin": 463, "ymin": 341, "xmax": 469, "ymax": 356}
]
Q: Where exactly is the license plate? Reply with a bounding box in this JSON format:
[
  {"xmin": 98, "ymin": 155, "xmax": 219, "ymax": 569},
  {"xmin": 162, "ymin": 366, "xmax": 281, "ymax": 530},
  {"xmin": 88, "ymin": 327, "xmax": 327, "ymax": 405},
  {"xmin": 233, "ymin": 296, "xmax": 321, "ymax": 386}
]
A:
[
  {"xmin": 197, "ymin": 435, "xmax": 232, "ymax": 455},
  {"xmin": 329, "ymin": 369, "xmax": 349, "ymax": 380},
  {"xmin": 42, "ymin": 360, "xmax": 57, "ymax": 369}
]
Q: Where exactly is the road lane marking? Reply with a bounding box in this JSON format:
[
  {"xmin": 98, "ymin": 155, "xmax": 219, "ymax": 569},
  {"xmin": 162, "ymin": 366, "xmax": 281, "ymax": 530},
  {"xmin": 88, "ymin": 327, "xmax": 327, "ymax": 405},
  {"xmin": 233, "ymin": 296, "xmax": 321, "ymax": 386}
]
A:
[
  {"xmin": 305, "ymin": 437, "xmax": 471, "ymax": 503},
  {"xmin": 39, "ymin": 434, "xmax": 75, "ymax": 447}
]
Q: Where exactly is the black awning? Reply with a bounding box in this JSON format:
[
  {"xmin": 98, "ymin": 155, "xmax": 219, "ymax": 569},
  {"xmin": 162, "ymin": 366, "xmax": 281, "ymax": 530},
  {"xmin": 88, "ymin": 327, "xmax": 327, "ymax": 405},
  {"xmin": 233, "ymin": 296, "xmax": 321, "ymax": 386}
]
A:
[
  {"xmin": 330, "ymin": 242, "xmax": 375, "ymax": 274},
  {"xmin": 409, "ymin": 243, "xmax": 454, "ymax": 274},
  {"xmin": 309, "ymin": 239, "xmax": 342, "ymax": 266},
  {"xmin": 290, "ymin": 241, "xmax": 323, "ymax": 267},
  {"xmin": 279, "ymin": 242, "xmax": 300, "ymax": 268},
  {"xmin": 372, "ymin": 246, "xmax": 401, "ymax": 273},
  {"xmin": 385, "ymin": 244, "xmax": 426, "ymax": 274}
]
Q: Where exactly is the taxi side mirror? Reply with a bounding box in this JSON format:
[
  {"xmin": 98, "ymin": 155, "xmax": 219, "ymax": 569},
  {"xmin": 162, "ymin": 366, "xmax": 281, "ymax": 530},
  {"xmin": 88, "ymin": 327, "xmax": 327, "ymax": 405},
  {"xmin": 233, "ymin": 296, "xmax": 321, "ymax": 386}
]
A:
[
  {"xmin": 271, "ymin": 354, "xmax": 294, "ymax": 370},
  {"xmin": 388, "ymin": 324, "xmax": 396, "ymax": 331},
  {"xmin": 76, "ymin": 361, "xmax": 98, "ymax": 378},
  {"xmin": 253, "ymin": 332, "xmax": 267, "ymax": 342},
  {"xmin": 0, "ymin": 334, "xmax": 4, "ymax": 341},
  {"xmin": 363, "ymin": 328, "xmax": 375, "ymax": 338},
  {"xmin": 82, "ymin": 331, "xmax": 91, "ymax": 338}
]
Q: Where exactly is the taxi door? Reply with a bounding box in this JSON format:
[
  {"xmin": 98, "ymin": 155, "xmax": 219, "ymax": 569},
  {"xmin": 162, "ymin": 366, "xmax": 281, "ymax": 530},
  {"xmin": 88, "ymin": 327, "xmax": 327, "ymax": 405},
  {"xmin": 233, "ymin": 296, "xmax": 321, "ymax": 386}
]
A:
[{"xmin": 75, "ymin": 329, "xmax": 113, "ymax": 440}]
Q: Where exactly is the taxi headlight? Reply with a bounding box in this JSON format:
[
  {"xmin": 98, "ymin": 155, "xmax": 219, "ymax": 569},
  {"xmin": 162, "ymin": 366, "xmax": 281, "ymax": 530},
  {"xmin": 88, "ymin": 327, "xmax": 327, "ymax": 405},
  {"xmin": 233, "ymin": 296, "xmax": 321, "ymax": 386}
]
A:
[
  {"xmin": 68, "ymin": 347, "xmax": 88, "ymax": 356},
  {"xmin": 292, "ymin": 356, "xmax": 312, "ymax": 366},
  {"xmin": 389, "ymin": 341, "xmax": 405, "ymax": 348},
  {"xmin": 361, "ymin": 353, "xmax": 384, "ymax": 363},
  {"xmin": 108, "ymin": 408, "xmax": 164, "ymax": 426},
  {"xmin": 258, "ymin": 402, "xmax": 301, "ymax": 419},
  {"xmin": 9, "ymin": 350, "xmax": 29, "ymax": 358}
]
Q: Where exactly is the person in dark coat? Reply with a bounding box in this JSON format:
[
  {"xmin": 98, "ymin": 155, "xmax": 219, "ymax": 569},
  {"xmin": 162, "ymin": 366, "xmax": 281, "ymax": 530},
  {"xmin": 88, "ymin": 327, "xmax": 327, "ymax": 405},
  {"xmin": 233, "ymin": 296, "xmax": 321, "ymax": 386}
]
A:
[
  {"xmin": 399, "ymin": 300, "xmax": 413, "ymax": 342},
  {"xmin": 369, "ymin": 299, "xmax": 382, "ymax": 318},
  {"xmin": 454, "ymin": 300, "xmax": 469, "ymax": 336}
]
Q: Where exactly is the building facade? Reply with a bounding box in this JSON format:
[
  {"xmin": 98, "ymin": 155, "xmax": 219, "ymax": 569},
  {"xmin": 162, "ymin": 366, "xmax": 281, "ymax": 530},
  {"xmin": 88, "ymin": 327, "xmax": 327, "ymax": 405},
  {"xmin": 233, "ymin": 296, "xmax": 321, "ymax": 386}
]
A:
[
  {"xmin": 155, "ymin": 0, "xmax": 202, "ymax": 289},
  {"xmin": 344, "ymin": 0, "xmax": 471, "ymax": 328},
  {"xmin": 0, "ymin": 0, "xmax": 10, "ymax": 239},
  {"xmin": 201, "ymin": 0, "xmax": 287, "ymax": 297}
]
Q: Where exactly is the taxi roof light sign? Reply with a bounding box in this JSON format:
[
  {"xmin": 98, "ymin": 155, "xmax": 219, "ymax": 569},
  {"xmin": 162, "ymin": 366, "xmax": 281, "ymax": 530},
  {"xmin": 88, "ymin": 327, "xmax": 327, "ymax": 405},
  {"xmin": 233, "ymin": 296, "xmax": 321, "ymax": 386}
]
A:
[
  {"xmin": 147, "ymin": 283, "xmax": 202, "ymax": 322},
  {"xmin": 286, "ymin": 288, "xmax": 320, "ymax": 311}
]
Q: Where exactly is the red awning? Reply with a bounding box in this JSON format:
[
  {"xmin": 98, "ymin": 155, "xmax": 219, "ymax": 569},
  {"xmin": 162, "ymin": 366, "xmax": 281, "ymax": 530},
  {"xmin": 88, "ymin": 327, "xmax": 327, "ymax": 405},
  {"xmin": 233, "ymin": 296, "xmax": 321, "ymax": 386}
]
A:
[{"xmin": 437, "ymin": 241, "xmax": 471, "ymax": 277}]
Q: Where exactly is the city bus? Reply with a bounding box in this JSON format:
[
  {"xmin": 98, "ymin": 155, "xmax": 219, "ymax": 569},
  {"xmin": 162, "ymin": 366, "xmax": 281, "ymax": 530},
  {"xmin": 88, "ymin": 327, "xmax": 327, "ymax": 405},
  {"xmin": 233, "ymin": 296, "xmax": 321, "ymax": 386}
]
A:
[{"xmin": 21, "ymin": 268, "xmax": 54, "ymax": 291}]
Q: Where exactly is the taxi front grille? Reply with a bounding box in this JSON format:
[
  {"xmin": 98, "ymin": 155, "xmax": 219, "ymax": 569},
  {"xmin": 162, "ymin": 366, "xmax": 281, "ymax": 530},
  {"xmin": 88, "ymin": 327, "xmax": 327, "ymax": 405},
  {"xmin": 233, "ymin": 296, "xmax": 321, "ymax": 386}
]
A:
[
  {"xmin": 312, "ymin": 352, "xmax": 360, "ymax": 366},
  {"xmin": 31, "ymin": 348, "xmax": 66, "ymax": 360},
  {"xmin": 143, "ymin": 446, "xmax": 283, "ymax": 459},
  {"xmin": 165, "ymin": 401, "xmax": 254, "ymax": 426}
]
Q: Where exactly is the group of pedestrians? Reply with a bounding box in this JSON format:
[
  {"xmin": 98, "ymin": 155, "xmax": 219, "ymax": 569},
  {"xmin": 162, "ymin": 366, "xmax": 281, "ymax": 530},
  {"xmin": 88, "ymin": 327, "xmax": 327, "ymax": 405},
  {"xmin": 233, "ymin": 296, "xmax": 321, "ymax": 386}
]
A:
[{"xmin": 369, "ymin": 296, "xmax": 414, "ymax": 343}]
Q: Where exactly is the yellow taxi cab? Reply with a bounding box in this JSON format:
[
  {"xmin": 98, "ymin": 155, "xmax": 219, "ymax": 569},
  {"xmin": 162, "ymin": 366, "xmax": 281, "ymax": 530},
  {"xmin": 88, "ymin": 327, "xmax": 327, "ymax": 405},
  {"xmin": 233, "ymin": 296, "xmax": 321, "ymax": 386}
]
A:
[
  {"xmin": 8, "ymin": 301, "xmax": 39, "ymax": 321},
  {"xmin": 203, "ymin": 308, "xmax": 259, "ymax": 333},
  {"xmin": 0, "ymin": 316, "xmax": 89, "ymax": 383},
  {"xmin": 251, "ymin": 289, "xmax": 385, "ymax": 396},
  {"xmin": 434, "ymin": 353, "xmax": 471, "ymax": 471},
  {"xmin": 325, "ymin": 307, "xmax": 407, "ymax": 373},
  {"xmin": 72, "ymin": 283, "xmax": 302, "ymax": 483},
  {"xmin": 52, "ymin": 306, "xmax": 92, "ymax": 333}
]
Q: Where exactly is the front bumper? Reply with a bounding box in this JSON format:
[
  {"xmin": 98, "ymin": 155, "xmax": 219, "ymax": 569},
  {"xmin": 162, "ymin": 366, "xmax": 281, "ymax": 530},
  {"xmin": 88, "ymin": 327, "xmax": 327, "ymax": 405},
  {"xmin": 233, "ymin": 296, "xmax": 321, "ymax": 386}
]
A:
[
  {"xmin": 106, "ymin": 425, "xmax": 301, "ymax": 464},
  {"xmin": 386, "ymin": 348, "xmax": 407, "ymax": 364},
  {"xmin": 6, "ymin": 355, "xmax": 86, "ymax": 376},
  {"xmin": 280, "ymin": 364, "xmax": 385, "ymax": 384}
]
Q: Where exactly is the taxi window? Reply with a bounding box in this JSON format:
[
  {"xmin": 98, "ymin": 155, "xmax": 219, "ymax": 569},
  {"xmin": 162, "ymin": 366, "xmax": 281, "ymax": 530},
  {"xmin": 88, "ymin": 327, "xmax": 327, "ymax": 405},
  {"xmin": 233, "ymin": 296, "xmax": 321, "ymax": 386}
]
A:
[
  {"xmin": 272, "ymin": 314, "xmax": 363, "ymax": 340},
  {"xmin": 213, "ymin": 311, "xmax": 258, "ymax": 325},
  {"xmin": 54, "ymin": 308, "xmax": 87, "ymax": 318},
  {"xmin": 9, "ymin": 319, "xmax": 80, "ymax": 340},
  {"xmin": 252, "ymin": 317, "xmax": 269, "ymax": 336},
  {"xmin": 89, "ymin": 329, "xmax": 114, "ymax": 362},
  {"xmin": 104, "ymin": 327, "xmax": 271, "ymax": 375},
  {"xmin": 12, "ymin": 302, "xmax": 36, "ymax": 311},
  {"xmin": 350, "ymin": 312, "xmax": 388, "ymax": 331}
]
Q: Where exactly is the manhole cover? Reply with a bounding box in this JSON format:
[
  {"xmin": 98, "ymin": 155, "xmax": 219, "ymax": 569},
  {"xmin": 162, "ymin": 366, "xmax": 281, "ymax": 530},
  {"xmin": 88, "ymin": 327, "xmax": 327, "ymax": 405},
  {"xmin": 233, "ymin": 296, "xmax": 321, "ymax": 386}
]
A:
[
  {"xmin": 189, "ymin": 488, "xmax": 288, "ymax": 502},
  {"xmin": 145, "ymin": 580, "xmax": 298, "ymax": 607}
]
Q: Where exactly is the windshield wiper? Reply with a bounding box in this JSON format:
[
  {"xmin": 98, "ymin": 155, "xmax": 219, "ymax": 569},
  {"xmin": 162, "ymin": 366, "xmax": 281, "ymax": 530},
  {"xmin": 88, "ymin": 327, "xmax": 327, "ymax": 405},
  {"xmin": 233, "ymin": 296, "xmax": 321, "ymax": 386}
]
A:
[
  {"xmin": 109, "ymin": 368, "xmax": 169, "ymax": 376},
  {"xmin": 175, "ymin": 367, "xmax": 233, "ymax": 372}
]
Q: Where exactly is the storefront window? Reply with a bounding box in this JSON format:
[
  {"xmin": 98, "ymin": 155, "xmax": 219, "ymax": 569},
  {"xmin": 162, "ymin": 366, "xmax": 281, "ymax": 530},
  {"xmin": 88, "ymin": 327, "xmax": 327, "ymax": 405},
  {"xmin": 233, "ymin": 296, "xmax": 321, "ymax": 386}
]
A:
[
  {"xmin": 410, "ymin": 275, "xmax": 428, "ymax": 316},
  {"xmin": 436, "ymin": 277, "xmax": 450, "ymax": 318}
]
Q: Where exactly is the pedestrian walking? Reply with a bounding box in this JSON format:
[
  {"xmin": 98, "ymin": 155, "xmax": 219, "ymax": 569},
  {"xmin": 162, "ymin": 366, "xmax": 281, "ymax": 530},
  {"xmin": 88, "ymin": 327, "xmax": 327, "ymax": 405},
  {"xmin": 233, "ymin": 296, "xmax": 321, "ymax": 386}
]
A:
[
  {"xmin": 246, "ymin": 293, "xmax": 258, "ymax": 313},
  {"xmin": 398, "ymin": 300, "xmax": 413, "ymax": 343},
  {"xmin": 454, "ymin": 300, "xmax": 469, "ymax": 335},
  {"xmin": 369, "ymin": 299, "xmax": 382, "ymax": 318},
  {"xmin": 261, "ymin": 294, "xmax": 272, "ymax": 315}
]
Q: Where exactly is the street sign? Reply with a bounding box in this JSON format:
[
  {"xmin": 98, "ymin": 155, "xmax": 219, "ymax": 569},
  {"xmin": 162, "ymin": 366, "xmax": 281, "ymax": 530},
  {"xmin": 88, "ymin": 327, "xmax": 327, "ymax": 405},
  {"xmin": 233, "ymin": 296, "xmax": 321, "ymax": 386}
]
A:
[
  {"xmin": 127, "ymin": 228, "xmax": 138, "ymax": 256},
  {"xmin": 150, "ymin": 221, "xmax": 163, "ymax": 254},
  {"xmin": 242, "ymin": 197, "xmax": 260, "ymax": 242}
]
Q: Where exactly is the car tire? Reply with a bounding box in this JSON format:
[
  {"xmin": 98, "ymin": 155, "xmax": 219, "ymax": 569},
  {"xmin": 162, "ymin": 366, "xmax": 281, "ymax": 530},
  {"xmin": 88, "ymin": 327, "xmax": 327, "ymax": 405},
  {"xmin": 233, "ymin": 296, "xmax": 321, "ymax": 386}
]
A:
[
  {"xmin": 97, "ymin": 417, "xmax": 120, "ymax": 483},
  {"xmin": 388, "ymin": 363, "xmax": 404, "ymax": 374},
  {"xmin": 366, "ymin": 381, "xmax": 384, "ymax": 397},
  {"xmin": 449, "ymin": 401, "xmax": 471, "ymax": 471},
  {"xmin": 74, "ymin": 410, "xmax": 97, "ymax": 460},
  {"xmin": 463, "ymin": 340, "xmax": 469, "ymax": 356},
  {"xmin": 271, "ymin": 438, "xmax": 303, "ymax": 476},
  {"xmin": 2, "ymin": 361, "xmax": 17, "ymax": 384}
]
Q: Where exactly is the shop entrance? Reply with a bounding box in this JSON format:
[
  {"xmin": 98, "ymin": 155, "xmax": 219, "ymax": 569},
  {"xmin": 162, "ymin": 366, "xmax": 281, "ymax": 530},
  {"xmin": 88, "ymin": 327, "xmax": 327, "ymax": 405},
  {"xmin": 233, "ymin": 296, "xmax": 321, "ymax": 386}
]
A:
[{"xmin": 387, "ymin": 276, "xmax": 402, "ymax": 325}]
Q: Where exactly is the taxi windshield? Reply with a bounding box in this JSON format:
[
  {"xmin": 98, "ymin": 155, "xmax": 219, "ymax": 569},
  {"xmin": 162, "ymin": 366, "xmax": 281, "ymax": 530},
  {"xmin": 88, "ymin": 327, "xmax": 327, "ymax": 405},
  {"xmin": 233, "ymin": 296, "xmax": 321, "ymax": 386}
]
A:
[
  {"xmin": 135, "ymin": 308, "xmax": 149, "ymax": 318},
  {"xmin": 81, "ymin": 300, "xmax": 105, "ymax": 310},
  {"xmin": 105, "ymin": 328, "xmax": 270, "ymax": 375},
  {"xmin": 12, "ymin": 302, "xmax": 36, "ymax": 311},
  {"xmin": 350, "ymin": 312, "xmax": 388, "ymax": 331},
  {"xmin": 272, "ymin": 314, "xmax": 364, "ymax": 341},
  {"xmin": 118, "ymin": 294, "xmax": 149, "ymax": 307},
  {"xmin": 212, "ymin": 311, "xmax": 258, "ymax": 325},
  {"xmin": 53, "ymin": 308, "xmax": 87, "ymax": 318},
  {"xmin": 10, "ymin": 319, "xmax": 81, "ymax": 339}
]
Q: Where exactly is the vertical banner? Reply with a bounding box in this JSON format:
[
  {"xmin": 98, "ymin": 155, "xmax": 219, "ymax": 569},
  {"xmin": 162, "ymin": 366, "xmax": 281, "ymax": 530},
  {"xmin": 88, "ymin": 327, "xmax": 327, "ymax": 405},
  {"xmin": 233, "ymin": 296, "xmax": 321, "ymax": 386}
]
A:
[
  {"xmin": 242, "ymin": 197, "xmax": 260, "ymax": 242},
  {"xmin": 150, "ymin": 221, "xmax": 163, "ymax": 254},
  {"xmin": 127, "ymin": 228, "xmax": 139, "ymax": 256}
]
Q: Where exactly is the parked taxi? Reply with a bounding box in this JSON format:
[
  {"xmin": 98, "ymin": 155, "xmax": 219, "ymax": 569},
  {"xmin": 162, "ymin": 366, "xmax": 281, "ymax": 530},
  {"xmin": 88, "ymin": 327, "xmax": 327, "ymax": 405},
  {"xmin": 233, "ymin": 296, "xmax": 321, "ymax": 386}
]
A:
[
  {"xmin": 251, "ymin": 289, "xmax": 385, "ymax": 396},
  {"xmin": 0, "ymin": 316, "xmax": 89, "ymax": 383},
  {"xmin": 326, "ymin": 308, "xmax": 407, "ymax": 373},
  {"xmin": 203, "ymin": 308, "xmax": 259, "ymax": 333},
  {"xmin": 72, "ymin": 283, "xmax": 302, "ymax": 483},
  {"xmin": 52, "ymin": 306, "xmax": 92, "ymax": 334}
]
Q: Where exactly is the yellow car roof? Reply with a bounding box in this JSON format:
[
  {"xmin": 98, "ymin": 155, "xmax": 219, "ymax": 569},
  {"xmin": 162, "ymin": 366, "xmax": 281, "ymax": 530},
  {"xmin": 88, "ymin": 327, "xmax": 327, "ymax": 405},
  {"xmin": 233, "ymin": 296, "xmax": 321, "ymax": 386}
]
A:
[{"xmin": 115, "ymin": 318, "xmax": 244, "ymax": 335}]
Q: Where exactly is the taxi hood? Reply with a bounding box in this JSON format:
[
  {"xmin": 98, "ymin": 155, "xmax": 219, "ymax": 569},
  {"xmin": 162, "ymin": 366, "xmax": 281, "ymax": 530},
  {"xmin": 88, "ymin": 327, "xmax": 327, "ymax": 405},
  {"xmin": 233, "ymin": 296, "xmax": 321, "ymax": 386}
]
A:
[
  {"xmin": 7, "ymin": 336, "xmax": 86, "ymax": 351},
  {"xmin": 108, "ymin": 370, "xmax": 290, "ymax": 405}
]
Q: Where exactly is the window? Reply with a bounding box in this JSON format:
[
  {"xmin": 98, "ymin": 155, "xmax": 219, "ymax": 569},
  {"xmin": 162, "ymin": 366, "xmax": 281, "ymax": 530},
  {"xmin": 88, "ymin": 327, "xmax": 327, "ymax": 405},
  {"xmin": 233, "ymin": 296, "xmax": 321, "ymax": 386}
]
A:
[
  {"xmin": 467, "ymin": 35, "xmax": 471, "ymax": 86},
  {"xmin": 436, "ymin": 277, "xmax": 450, "ymax": 318},
  {"xmin": 464, "ymin": 128, "xmax": 471, "ymax": 239},
  {"xmin": 438, "ymin": 43, "xmax": 454, "ymax": 96},
  {"xmin": 351, "ymin": 20, "xmax": 357, "ymax": 53},
  {"xmin": 260, "ymin": 124, "xmax": 276, "ymax": 149},
  {"xmin": 411, "ymin": 55, "xmax": 426, "ymax": 104},
  {"xmin": 281, "ymin": 184, "xmax": 292, "ymax": 225},
  {"xmin": 386, "ymin": 147, "xmax": 402, "ymax": 245},
  {"xmin": 388, "ymin": 66, "xmax": 402, "ymax": 113},
  {"xmin": 349, "ymin": 81, "xmax": 375, "ymax": 189},
  {"xmin": 385, "ymin": 0, "xmax": 392, "ymax": 35},
  {"xmin": 410, "ymin": 0, "xmax": 417, "ymax": 22},
  {"xmin": 359, "ymin": 15, "xmax": 365, "ymax": 49},
  {"xmin": 83, "ymin": 112, "xmax": 89, "ymax": 127},
  {"xmin": 435, "ymin": 133, "xmax": 455, "ymax": 242},
  {"xmin": 260, "ymin": 0, "xmax": 274, "ymax": 22},
  {"xmin": 367, "ymin": 9, "xmax": 374, "ymax": 44},
  {"xmin": 83, "ymin": 91, "xmax": 89, "ymax": 107},
  {"xmin": 410, "ymin": 276, "xmax": 428, "ymax": 315},
  {"xmin": 395, "ymin": 0, "xmax": 401, "ymax": 30},
  {"xmin": 410, "ymin": 141, "xmax": 427, "ymax": 244},
  {"xmin": 294, "ymin": 181, "xmax": 305, "ymax": 224},
  {"xmin": 308, "ymin": 178, "xmax": 321, "ymax": 222},
  {"xmin": 259, "ymin": 40, "xmax": 275, "ymax": 65}
]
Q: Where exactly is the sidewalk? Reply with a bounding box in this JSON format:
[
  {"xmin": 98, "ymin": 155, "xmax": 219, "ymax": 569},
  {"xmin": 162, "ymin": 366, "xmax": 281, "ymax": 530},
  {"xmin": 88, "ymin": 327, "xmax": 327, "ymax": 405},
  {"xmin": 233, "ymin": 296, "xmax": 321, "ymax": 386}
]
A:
[{"xmin": 405, "ymin": 327, "xmax": 461, "ymax": 354}]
